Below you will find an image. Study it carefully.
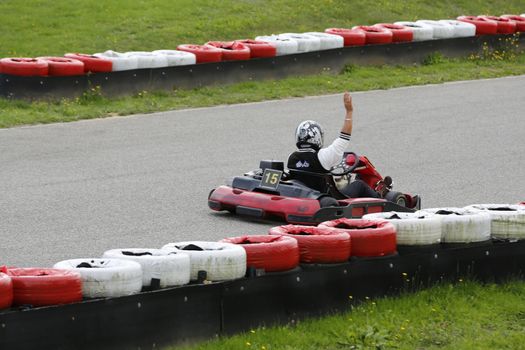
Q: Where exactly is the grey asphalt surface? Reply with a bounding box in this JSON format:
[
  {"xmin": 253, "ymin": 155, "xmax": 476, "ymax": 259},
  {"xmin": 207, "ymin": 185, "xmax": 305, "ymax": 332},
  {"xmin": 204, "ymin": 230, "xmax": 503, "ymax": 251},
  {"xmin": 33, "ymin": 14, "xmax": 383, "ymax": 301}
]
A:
[{"xmin": 1, "ymin": 76, "xmax": 524, "ymax": 267}]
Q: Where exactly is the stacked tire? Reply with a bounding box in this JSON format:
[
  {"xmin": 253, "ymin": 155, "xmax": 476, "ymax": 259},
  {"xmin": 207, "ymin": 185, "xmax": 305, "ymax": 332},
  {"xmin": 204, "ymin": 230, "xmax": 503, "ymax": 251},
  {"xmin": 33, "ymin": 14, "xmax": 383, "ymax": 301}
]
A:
[
  {"xmin": 205, "ymin": 41, "xmax": 251, "ymax": 61},
  {"xmin": 269, "ymin": 225, "xmax": 351, "ymax": 263},
  {"xmin": 0, "ymin": 271, "xmax": 13, "ymax": 309},
  {"xmin": 416, "ymin": 20, "xmax": 455, "ymax": 39},
  {"xmin": 374, "ymin": 24, "xmax": 413, "ymax": 42},
  {"xmin": 352, "ymin": 26, "xmax": 393, "ymax": 44},
  {"xmin": 324, "ymin": 28, "xmax": 366, "ymax": 46},
  {"xmin": 465, "ymin": 204, "xmax": 525, "ymax": 240},
  {"xmin": 0, "ymin": 58, "xmax": 48, "ymax": 76},
  {"xmin": 255, "ymin": 35, "xmax": 300, "ymax": 55},
  {"xmin": 457, "ymin": 16, "xmax": 498, "ymax": 35},
  {"xmin": 177, "ymin": 45, "xmax": 223, "ymax": 63},
  {"xmin": 394, "ymin": 22, "xmax": 434, "ymax": 41}
]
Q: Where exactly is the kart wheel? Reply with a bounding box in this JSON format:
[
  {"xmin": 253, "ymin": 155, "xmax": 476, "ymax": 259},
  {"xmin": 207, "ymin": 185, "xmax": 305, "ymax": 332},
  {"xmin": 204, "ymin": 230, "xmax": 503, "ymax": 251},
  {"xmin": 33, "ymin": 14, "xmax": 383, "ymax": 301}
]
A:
[
  {"xmin": 7, "ymin": 268, "xmax": 83, "ymax": 306},
  {"xmin": 319, "ymin": 196, "xmax": 339, "ymax": 208},
  {"xmin": 162, "ymin": 241, "xmax": 246, "ymax": 281},
  {"xmin": 102, "ymin": 248, "xmax": 190, "ymax": 288},
  {"xmin": 53, "ymin": 258, "xmax": 142, "ymax": 298},
  {"xmin": 385, "ymin": 191, "xmax": 407, "ymax": 207}
]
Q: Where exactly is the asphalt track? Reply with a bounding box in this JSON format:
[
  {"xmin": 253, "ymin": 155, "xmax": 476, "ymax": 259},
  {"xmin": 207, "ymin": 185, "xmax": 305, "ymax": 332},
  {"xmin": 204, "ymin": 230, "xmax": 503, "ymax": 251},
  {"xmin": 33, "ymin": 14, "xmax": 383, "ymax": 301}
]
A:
[{"xmin": 1, "ymin": 76, "xmax": 524, "ymax": 267}]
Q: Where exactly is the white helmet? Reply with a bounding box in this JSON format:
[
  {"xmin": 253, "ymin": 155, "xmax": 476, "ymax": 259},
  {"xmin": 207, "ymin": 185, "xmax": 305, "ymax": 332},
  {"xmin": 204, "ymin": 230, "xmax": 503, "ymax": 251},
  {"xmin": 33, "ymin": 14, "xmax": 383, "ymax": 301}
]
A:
[{"xmin": 295, "ymin": 120, "xmax": 324, "ymax": 150}]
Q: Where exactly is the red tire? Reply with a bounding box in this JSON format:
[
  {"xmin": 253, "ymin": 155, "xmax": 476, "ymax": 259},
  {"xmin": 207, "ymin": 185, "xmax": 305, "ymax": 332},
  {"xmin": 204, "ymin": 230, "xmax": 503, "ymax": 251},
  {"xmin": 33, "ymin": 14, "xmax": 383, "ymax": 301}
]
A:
[
  {"xmin": 37, "ymin": 57, "xmax": 85, "ymax": 76},
  {"xmin": 352, "ymin": 26, "xmax": 393, "ymax": 44},
  {"xmin": 221, "ymin": 235, "xmax": 299, "ymax": 272},
  {"xmin": 479, "ymin": 16, "xmax": 517, "ymax": 34},
  {"xmin": 0, "ymin": 272, "xmax": 13, "ymax": 309},
  {"xmin": 269, "ymin": 225, "xmax": 351, "ymax": 263},
  {"xmin": 177, "ymin": 44, "xmax": 222, "ymax": 63},
  {"xmin": 235, "ymin": 39, "xmax": 277, "ymax": 58},
  {"xmin": 375, "ymin": 23, "xmax": 413, "ymax": 42},
  {"xmin": 7, "ymin": 268, "xmax": 82, "ymax": 307},
  {"xmin": 318, "ymin": 218, "xmax": 397, "ymax": 257},
  {"xmin": 205, "ymin": 41, "xmax": 251, "ymax": 61},
  {"xmin": 325, "ymin": 28, "xmax": 366, "ymax": 46},
  {"xmin": 501, "ymin": 15, "xmax": 525, "ymax": 32},
  {"xmin": 457, "ymin": 16, "xmax": 498, "ymax": 35},
  {"xmin": 64, "ymin": 53, "xmax": 113, "ymax": 73},
  {"xmin": 0, "ymin": 58, "xmax": 48, "ymax": 76}
]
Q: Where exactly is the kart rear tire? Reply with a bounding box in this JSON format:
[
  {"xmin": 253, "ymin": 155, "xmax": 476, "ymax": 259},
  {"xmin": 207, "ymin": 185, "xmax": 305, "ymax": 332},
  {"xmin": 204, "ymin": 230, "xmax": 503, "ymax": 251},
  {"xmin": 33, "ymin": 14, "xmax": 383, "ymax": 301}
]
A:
[
  {"xmin": 465, "ymin": 204, "xmax": 525, "ymax": 240},
  {"xmin": 318, "ymin": 218, "xmax": 397, "ymax": 257},
  {"xmin": 102, "ymin": 248, "xmax": 190, "ymax": 288},
  {"xmin": 418, "ymin": 207, "xmax": 491, "ymax": 243},
  {"xmin": 64, "ymin": 53, "xmax": 113, "ymax": 73},
  {"xmin": 162, "ymin": 241, "xmax": 246, "ymax": 281},
  {"xmin": 0, "ymin": 272, "xmax": 13, "ymax": 309},
  {"xmin": 324, "ymin": 28, "xmax": 366, "ymax": 46},
  {"xmin": 269, "ymin": 225, "xmax": 351, "ymax": 263},
  {"xmin": 53, "ymin": 258, "xmax": 143, "ymax": 298},
  {"xmin": 36, "ymin": 56, "xmax": 85, "ymax": 76},
  {"xmin": 7, "ymin": 268, "xmax": 82, "ymax": 306},
  {"xmin": 0, "ymin": 58, "xmax": 48, "ymax": 76},
  {"xmin": 385, "ymin": 191, "xmax": 407, "ymax": 207},
  {"xmin": 220, "ymin": 235, "xmax": 299, "ymax": 272},
  {"xmin": 363, "ymin": 212, "xmax": 442, "ymax": 246},
  {"xmin": 319, "ymin": 196, "xmax": 339, "ymax": 208}
]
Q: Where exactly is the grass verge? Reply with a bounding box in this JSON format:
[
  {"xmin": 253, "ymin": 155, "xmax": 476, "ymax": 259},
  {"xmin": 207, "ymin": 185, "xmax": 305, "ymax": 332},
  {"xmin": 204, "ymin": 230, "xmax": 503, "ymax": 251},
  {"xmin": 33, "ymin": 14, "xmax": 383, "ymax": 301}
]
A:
[
  {"xmin": 1, "ymin": 51, "xmax": 524, "ymax": 128},
  {"xmin": 172, "ymin": 279, "xmax": 525, "ymax": 350}
]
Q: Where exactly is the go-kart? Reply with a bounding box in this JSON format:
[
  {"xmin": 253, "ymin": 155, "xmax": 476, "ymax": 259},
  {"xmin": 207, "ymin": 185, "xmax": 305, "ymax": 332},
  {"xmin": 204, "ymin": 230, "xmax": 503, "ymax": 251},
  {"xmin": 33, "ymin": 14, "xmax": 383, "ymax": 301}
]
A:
[{"xmin": 208, "ymin": 152, "xmax": 421, "ymax": 225}]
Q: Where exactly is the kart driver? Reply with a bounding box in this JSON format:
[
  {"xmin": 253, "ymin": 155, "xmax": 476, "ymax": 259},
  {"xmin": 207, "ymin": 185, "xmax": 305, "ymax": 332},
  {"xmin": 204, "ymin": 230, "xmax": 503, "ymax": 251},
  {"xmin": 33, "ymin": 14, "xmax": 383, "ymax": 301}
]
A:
[{"xmin": 287, "ymin": 92, "xmax": 382, "ymax": 199}]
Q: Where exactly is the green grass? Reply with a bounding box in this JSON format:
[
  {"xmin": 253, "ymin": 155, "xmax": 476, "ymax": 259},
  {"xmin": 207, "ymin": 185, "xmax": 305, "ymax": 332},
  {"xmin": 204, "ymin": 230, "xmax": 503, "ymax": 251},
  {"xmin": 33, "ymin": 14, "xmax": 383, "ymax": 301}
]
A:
[
  {"xmin": 171, "ymin": 279, "xmax": 525, "ymax": 350},
  {"xmin": 1, "ymin": 51, "xmax": 524, "ymax": 128},
  {"xmin": 1, "ymin": 0, "xmax": 524, "ymax": 57}
]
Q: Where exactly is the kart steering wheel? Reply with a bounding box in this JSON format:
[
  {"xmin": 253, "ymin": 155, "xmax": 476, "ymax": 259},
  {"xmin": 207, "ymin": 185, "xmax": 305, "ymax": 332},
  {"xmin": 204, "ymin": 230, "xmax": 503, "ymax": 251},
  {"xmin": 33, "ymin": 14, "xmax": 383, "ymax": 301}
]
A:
[{"xmin": 330, "ymin": 152, "xmax": 360, "ymax": 176}]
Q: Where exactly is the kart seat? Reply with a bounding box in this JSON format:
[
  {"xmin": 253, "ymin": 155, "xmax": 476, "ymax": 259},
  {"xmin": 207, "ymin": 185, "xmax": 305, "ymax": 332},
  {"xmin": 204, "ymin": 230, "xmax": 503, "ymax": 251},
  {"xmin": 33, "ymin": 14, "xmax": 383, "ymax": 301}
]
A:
[{"xmin": 287, "ymin": 169, "xmax": 347, "ymax": 200}]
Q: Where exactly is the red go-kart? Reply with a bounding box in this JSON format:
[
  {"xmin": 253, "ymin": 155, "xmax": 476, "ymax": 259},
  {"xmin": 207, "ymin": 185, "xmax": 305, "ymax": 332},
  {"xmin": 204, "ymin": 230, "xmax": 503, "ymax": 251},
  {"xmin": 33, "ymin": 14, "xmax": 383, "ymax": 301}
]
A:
[{"xmin": 208, "ymin": 152, "xmax": 421, "ymax": 225}]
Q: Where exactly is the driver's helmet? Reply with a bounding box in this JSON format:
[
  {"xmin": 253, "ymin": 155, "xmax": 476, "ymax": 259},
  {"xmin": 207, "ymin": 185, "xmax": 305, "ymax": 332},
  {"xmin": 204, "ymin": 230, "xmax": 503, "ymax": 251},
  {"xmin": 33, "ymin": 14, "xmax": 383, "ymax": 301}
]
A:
[{"xmin": 295, "ymin": 120, "xmax": 324, "ymax": 150}]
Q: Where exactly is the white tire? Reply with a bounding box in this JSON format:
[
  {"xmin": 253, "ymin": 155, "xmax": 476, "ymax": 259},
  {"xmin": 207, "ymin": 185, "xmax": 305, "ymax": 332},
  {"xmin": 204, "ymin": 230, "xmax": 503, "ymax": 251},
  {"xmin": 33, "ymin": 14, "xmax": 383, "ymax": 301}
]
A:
[
  {"xmin": 53, "ymin": 258, "xmax": 142, "ymax": 298},
  {"xmin": 303, "ymin": 32, "xmax": 344, "ymax": 50},
  {"xmin": 94, "ymin": 50, "xmax": 139, "ymax": 71},
  {"xmin": 438, "ymin": 20, "xmax": 476, "ymax": 37},
  {"xmin": 162, "ymin": 241, "xmax": 246, "ymax": 281},
  {"xmin": 418, "ymin": 208, "xmax": 491, "ymax": 243},
  {"xmin": 278, "ymin": 33, "xmax": 322, "ymax": 52},
  {"xmin": 363, "ymin": 212, "xmax": 441, "ymax": 245},
  {"xmin": 102, "ymin": 248, "xmax": 190, "ymax": 288},
  {"xmin": 152, "ymin": 50, "xmax": 196, "ymax": 66},
  {"xmin": 394, "ymin": 22, "xmax": 434, "ymax": 41},
  {"xmin": 123, "ymin": 51, "xmax": 169, "ymax": 68},
  {"xmin": 465, "ymin": 204, "xmax": 525, "ymax": 240},
  {"xmin": 416, "ymin": 20, "xmax": 455, "ymax": 39},
  {"xmin": 255, "ymin": 35, "xmax": 299, "ymax": 55}
]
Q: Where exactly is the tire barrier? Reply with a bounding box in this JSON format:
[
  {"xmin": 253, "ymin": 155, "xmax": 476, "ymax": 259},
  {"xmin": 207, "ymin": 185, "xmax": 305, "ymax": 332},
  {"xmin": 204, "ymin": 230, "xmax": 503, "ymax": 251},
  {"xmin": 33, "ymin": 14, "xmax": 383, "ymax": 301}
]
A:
[
  {"xmin": 278, "ymin": 33, "xmax": 322, "ymax": 52},
  {"xmin": 374, "ymin": 23, "xmax": 413, "ymax": 42},
  {"xmin": 303, "ymin": 32, "xmax": 344, "ymax": 50},
  {"xmin": 394, "ymin": 21, "xmax": 434, "ymax": 41},
  {"xmin": 176, "ymin": 44, "xmax": 222, "ymax": 63},
  {"xmin": 457, "ymin": 16, "xmax": 499, "ymax": 35},
  {"xmin": 438, "ymin": 20, "xmax": 477, "ymax": 37},
  {"xmin": 0, "ymin": 58, "xmax": 48, "ymax": 76},
  {"xmin": 64, "ymin": 53, "xmax": 113, "ymax": 73},
  {"xmin": 352, "ymin": 26, "xmax": 393, "ymax": 44},
  {"xmin": 205, "ymin": 41, "xmax": 251, "ymax": 61},
  {"xmin": 6, "ymin": 268, "xmax": 82, "ymax": 306},
  {"xmin": 102, "ymin": 249, "xmax": 190, "ymax": 288},
  {"xmin": 363, "ymin": 212, "xmax": 441, "ymax": 246},
  {"xmin": 318, "ymin": 218, "xmax": 397, "ymax": 257},
  {"xmin": 162, "ymin": 241, "xmax": 247, "ymax": 281},
  {"xmin": 324, "ymin": 28, "xmax": 366, "ymax": 46},
  {"xmin": 501, "ymin": 15, "xmax": 525, "ymax": 32},
  {"xmin": 152, "ymin": 50, "xmax": 197, "ymax": 66},
  {"xmin": 220, "ymin": 235, "xmax": 299, "ymax": 272},
  {"xmin": 254, "ymin": 35, "xmax": 299, "ymax": 55},
  {"xmin": 53, "ymin": 258, "xmax": 142, "ymax": 298},
  {"xmin": 234, "ymin": 40, "xmax": 277, "ymax": 58},
  {"xmin": 465, "ymin": 204, "xmax": 525, "ymax": 240},
  {"xmin": 36, "ymin": 57, "xmax": 84, "ymax": 76},
  {"xmin": 479, "ymin": 16, "xmax": 517, "ymax": 34},
  {"xmin": 0, "ymin": 272, "xmax": 13, "ymax": 310},
  {"xmin": 269, "ymin": 225, "xmax": 351, "ymax": 263},
  {"xmin": 94, "ymin": 50, "xmax": 139, "ymax": 71},
  {"xmin": 416, "ymin": 20, "xmax": 455, "ymax": 39},
  {"xmin": 418, "ymin": 208, "xmax": 491, "ymax": 243},
  {"xmin": 123, "ymin": 51, "xmax": 169, "ymax": 68}
]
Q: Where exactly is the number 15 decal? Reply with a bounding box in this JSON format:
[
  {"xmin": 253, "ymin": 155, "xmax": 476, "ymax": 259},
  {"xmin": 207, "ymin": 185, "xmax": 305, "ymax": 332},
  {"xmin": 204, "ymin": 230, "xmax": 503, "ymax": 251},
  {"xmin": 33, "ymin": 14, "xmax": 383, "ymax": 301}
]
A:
[{"xmin": 260, "ymin": 169, "xmax": 283, "ymax": 190}]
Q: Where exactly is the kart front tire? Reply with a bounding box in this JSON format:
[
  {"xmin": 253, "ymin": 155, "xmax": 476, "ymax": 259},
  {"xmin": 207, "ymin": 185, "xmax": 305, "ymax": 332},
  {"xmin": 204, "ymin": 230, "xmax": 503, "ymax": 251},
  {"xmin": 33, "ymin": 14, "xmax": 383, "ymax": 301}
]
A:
[{"xmin": 385, "ymin": 191, "xmax": 407, "ymax": 207}]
